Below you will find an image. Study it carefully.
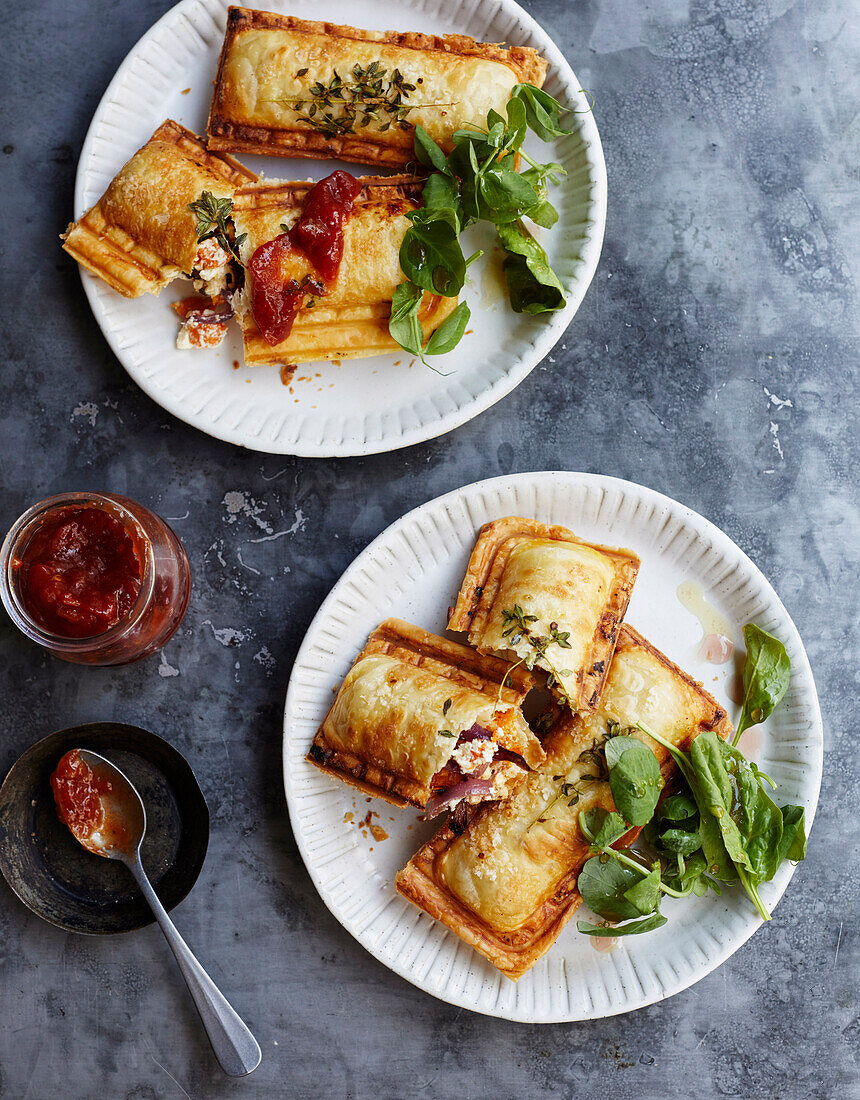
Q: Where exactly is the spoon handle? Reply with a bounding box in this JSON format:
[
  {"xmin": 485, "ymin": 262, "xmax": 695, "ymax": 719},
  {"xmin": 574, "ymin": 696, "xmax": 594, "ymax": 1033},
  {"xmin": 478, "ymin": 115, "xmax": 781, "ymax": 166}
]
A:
[{"xmin": 127, "ymin": 857, "xmax": 262, "ymax": 1077}]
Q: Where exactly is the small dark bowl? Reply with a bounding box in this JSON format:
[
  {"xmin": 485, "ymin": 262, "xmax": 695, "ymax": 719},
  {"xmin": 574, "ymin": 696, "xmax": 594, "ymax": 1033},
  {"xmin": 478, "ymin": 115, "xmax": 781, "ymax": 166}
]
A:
[{"xmin": 0, "ymin": 723, "xmax": 209, "ymax": 934}]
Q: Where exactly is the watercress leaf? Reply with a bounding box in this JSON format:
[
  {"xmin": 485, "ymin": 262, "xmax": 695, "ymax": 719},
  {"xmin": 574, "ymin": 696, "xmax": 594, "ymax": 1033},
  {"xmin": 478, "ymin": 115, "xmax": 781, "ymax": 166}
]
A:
[
  {"xmin": 655, "ymin": 827, "xmax": 703, "ymax": 857},
  {"xmin": 388, "ymin": 280, "xmax": 424, "ymax": 357},
  {"xmin": 478, "ymin": 166, "xmax": 539, "ymax": 224},
  {"xmin": 400, "ymin": 213, "xmax": 466, "ymax": 296},
  {"xmin": 776, "ymin": 805, "xmax": 807, "ymax": 865},
  {"xmin": 623, "ymin": 868, "xmax": 662, "ymax": 915},
  {"xmin": 577, "ymin": 855, "xmax": 643, "ymax": 922},
  {"xmin": 504, "ymin": 94, "xmax": 528, "ymax": 151},
  {"xmin": 421, "ymin": 173, "xmax": 461, "ymax": 222},
  {"xmin": 486, "ymin": 118, "xmax": 506, "ymax": 148},
  {"xmin": 424, "ymin": 301, "xmax": 470, "ymax": 355},
  {"xmin": 735, "ymin": 624, "xmax": 791, "ymax": 742},
  {"xmin": 605, "ymin": 736, "xmax": 664, "ymax": 826},
  {"xmin": 497, "ymin": 221, "xmax": 566, "ymax": 313},
  {"xmin": 583, "ymin": 807, "xmax": 628, "ymax": 850},
  {"xmin": 513, "ymin": 83, "xmax": 575, "ymax": 140},
  {"xmin": 577, "ymin": 913, "xmax": 668, "ymax": 937},
  {"xmin": 413, "ymin": 125, "xmax": 450, "ymax": 173},
  {"xmin": 657, "ymin": 793, "xmax": 699, "ymax": 822}
]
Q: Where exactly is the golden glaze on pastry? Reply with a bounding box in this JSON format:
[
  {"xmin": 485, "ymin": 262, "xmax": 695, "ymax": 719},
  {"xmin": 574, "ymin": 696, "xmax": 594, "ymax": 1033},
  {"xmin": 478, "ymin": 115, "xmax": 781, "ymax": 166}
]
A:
[
  {"xmin": 61, "ymin": 120, "xmax": 255, "ymax": 298},
  {"xmin": 207, "ymin": 8, "xmax": 548, "ymax": 166},
  {"xmin": 307, "ymin": 618, "xmax": 543, "ymax": 808},
  {"xmin": 232, "ymin": 175, "xmax": 458, "ymax": 365},
  {"xmin": 395, "ymin": 625, "xmax": 732, "ymax": 980},
  {"xmin": 448, "ymin": 517, "xmax": 640, "ymax": 712}
]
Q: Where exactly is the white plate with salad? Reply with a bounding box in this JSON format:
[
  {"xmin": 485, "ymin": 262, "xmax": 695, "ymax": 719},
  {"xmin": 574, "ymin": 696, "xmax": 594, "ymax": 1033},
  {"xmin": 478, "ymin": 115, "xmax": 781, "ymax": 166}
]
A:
[
  {"xmin": 282, "ymin": 471, "xmax": 823, "ymax": 1021},
  {"xmin": 72, "ymin": 0, "xmax": 605, "ymax": 456}
]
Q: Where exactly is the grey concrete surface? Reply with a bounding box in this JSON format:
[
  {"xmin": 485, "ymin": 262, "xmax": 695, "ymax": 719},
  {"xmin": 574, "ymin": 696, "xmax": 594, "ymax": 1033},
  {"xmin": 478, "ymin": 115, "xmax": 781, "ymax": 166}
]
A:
[{"xmin": 0, "ymin": 1, "xmax": 857, "ymax": 1097}]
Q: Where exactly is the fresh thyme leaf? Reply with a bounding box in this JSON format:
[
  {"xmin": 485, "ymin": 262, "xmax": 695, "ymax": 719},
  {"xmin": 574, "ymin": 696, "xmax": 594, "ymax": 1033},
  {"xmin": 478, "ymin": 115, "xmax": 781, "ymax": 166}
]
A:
[
  {"xmin": 442, "ymin": 698, "xmax": 453, "ymax": 716},
  {"xmin": 438, "ymin": 730, "xmax": 456, "ymax": 738},
  {"xmin": 187, "ymin": 191, "xmax": 242, "ymax": 263}
]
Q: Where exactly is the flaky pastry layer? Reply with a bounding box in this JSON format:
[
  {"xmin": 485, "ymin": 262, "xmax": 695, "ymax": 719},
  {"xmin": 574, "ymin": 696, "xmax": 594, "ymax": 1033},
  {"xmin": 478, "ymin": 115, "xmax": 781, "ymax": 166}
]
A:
[{"xmin": 207, "ymin": 7, "xmax": 548, "ymax": 166}]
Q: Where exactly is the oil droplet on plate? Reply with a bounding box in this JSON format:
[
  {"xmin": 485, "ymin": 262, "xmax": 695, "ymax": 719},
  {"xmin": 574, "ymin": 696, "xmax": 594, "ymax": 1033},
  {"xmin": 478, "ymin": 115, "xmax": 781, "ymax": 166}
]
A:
[
  {"xmin": 677, "ymin": 581, "xmax": 735, "ymax": 662},
  {"xmin": 590, "ymin": 935, "xmax": 620, "ymax": 953}
]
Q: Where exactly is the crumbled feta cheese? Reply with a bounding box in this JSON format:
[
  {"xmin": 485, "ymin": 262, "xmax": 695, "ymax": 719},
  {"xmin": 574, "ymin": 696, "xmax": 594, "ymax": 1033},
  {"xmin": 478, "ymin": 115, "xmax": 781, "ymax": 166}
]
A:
[
  {"xmin": 450, "ymin": 738, "xmax": 497, "ymax": 775},
  {"xmin": 191, "ymin": 239, "xmax": 231, "ymax": 296},
  {"xmin": 176, "ymin": 313, "xmax": 228, "ymax": 350}
]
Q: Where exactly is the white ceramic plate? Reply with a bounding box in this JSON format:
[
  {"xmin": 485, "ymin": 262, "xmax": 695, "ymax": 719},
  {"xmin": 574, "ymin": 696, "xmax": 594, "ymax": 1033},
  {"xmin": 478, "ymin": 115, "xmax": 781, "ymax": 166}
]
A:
[
  {"xmin": 74, "ymin": 0, "xmax": 605, "ymax": 456},
  {"xmin": 283, "ymin": 471, "xmax": 822, "ymax": 1022}
]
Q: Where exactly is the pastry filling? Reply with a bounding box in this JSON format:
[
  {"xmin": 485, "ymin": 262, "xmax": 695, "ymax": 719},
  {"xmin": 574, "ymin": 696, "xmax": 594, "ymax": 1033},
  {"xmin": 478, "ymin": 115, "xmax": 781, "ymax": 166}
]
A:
[
  {"xmin": 190, "ymin": 238, "xmax": 233, "ymax": 297},
  {"xmin": 173, "ymin": 295, "xmax": 232, "ymax": 350},
  {"xmin": 424, "ymin": 717, "xmax": 529, "ymax": 820}
]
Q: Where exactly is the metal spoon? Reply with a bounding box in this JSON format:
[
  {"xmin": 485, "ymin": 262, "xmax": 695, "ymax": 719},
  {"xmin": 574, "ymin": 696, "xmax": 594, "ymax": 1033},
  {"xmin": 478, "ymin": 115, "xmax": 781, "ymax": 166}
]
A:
[{"xmin": 74, "ymin": 749, "xmax": 261, "ymax": 1077}]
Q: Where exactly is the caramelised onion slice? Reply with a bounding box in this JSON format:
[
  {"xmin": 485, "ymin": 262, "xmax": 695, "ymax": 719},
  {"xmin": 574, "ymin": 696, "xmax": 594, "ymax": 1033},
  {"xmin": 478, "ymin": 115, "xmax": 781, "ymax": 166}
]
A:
[{"xmin": 423, "ymin": 776, "xmax": 494, "ymax": 820}]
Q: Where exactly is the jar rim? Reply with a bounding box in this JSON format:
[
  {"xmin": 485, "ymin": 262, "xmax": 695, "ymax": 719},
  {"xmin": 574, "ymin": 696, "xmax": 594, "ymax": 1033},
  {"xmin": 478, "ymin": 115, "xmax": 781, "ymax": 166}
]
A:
[{"xmin": 0, "ymin": 492, "xmax": 156, "ymax": 652}]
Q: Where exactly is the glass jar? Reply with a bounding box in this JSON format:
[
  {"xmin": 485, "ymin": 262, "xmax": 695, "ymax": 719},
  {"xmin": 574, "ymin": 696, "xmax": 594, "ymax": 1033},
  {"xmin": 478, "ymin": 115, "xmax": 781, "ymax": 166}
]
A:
[{"xmin": 1, "ymin": 492, "xmax": 191, "ymax": 665}]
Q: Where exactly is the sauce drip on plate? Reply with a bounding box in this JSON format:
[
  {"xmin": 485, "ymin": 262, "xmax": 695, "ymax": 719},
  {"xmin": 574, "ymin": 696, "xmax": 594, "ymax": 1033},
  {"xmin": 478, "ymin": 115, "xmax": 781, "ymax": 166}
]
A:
[
  {"xmin": 18, "ymin": 507, "xmax": 142, "ymax": 638},
  {"xmin": 50, "ymin": 750, "xmax": 132, "ymax": 854},
  {"xmin": 249, "ymin": 170, "xmax": 363, "ymax": 345}
]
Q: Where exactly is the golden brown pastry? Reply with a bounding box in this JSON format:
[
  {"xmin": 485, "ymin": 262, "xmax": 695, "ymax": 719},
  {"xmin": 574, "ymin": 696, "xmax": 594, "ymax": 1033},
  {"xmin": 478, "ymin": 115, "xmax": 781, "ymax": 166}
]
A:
[
  {"xmin": 395, "ymin": 625, "xmax": 732, "ymax": 980},
  {"xmin": 232, "ymin": 175, "xmax": 458, "ymax": 365},
  {"xmin": 307, "ymin": 619, "xmax": 544, "ymax": 814},
  {"xmin": 448, "ymin": 517, "xmax": 640, "ymax": 712},
  {"xmin": 61, "ymin": 120, "xmax": 256, "ymax": 298},
  {"xmin": 207, "ymin": 7, "xmax": 548, "ymax": 166}
]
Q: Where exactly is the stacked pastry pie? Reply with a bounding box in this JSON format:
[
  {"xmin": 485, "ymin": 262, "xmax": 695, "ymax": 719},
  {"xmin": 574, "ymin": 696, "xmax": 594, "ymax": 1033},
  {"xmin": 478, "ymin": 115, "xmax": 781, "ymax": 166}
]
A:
[
  {"xmin": 308, "ymin": 517, "xmax": 731, "ymax": 980},
  {"xmin": 60, "ymin": 7, "xmax": 547, "ymax": 366}
]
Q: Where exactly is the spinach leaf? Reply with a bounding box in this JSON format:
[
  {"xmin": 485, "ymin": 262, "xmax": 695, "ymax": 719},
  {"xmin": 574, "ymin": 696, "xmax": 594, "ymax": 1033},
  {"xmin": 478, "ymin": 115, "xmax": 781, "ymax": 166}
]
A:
[
  {"xmin": 400, "ymin": 209, "xmax": 466, "ymax": 296},
  {"xmin": 512, "ymin": 83, "xmax": 576, "ymax": 140},
  {"xmin": 605, "ymin": 736, "xmax": 663, "ymax": 826},
  {"xmin": 776, "ymin": 805, "xmax": 807, "ymax": 864},
  {"xmin": 424, "ymin": 302, "xmax": 470, "ymax": 356},
  {"xmin": 577, "ymin": 913, "xmax": 668, "ymax": 937},
  {"xmin": 734, "ymin": 624, "xmax": 791, "ymax": 745},
  {"xmin": 388, "ymin": 281, "xmax": 424, "ymax": 358},
  {"xmin": 719, "ymin": 738, "xmax": 785, "ymax": 885},
  {"xmin": 497, "ymin": 221, "xmax": 566, "ymax": 313},
  {"xmin": 577, "ymin": 855, "xmax": 644, "ymax": 922}
]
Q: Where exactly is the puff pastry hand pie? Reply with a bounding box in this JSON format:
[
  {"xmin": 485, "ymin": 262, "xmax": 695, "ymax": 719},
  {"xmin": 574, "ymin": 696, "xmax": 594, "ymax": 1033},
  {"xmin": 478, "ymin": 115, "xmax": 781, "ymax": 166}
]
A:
[
  {"xmin": 232, "ymin": 175, "xmax": 458, "ymax": 365},
  {"xmin": 61, "ymin": 120, "xmax": 255, "ymax": 298},
  {"xmin": 448, "ymin": 517, "xmax": 640, "ymax": 713},
  {"xmin": 395, "ymin": 625, "xmax": 732, "ymax": 979},
  {"xmin": 307, "ymin": 619, "xmax": 544, "ymax": 815},
  {"xmin": 207, "ymin": 8, "xmax": 548, "ymax": 167}
]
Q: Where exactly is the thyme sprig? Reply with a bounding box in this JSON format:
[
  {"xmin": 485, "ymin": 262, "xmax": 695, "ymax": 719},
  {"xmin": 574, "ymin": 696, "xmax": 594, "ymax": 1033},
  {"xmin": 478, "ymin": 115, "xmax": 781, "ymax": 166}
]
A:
[
  {"xmin": 498, "ymin": 603, "xmax": 573, "ymax": 703},
  {"xmin": 187, "ymin": 192, "xmax": 246, "ymax": 265},
  {"xmin": 274, "ymin": 63, "xmax": 453, "ymax": 138}
]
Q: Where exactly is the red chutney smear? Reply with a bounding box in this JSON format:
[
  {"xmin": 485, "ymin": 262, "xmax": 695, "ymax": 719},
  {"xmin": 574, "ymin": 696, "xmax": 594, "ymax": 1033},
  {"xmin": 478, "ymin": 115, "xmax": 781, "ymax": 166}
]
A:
[
  {"xmin": 50, "ymin": 749, "xmax": 109, "ymax": 848},
  {"xmin": 18, "ymin": 507, "xmax": 142, "ymax": 638},
  {"xmin": 249, "ymin": 170, "xmax": 363, "ymax": 345}
]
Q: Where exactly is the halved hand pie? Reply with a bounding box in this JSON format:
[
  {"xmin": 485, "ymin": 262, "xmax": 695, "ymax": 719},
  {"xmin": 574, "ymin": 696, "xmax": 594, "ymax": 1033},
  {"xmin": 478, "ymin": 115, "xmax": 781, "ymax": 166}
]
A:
[
  {"xmin": 61, "ymin": 120, "xmax": 255, "ymax": 298},
  {"xmin": 448, "ymin": 517, "xmax": 640, "ymax": 712},
  {"xmin": 395, "ymin": 625, "xmax": 731, "ymax": 980},
  {"xmin": 307, "ymin": 618, "xmax": 544, "ymax": 815}
]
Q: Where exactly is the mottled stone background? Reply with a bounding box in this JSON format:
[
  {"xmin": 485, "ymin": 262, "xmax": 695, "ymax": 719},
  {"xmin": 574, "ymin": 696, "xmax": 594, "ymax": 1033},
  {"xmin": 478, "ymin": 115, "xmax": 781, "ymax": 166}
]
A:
[{"xmin": 0, "ymin": 0, "xmax": 857, "ymax": 1097}]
